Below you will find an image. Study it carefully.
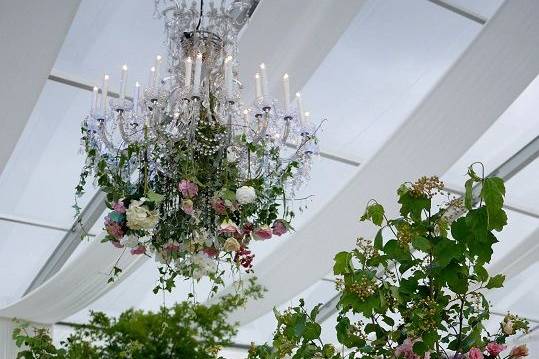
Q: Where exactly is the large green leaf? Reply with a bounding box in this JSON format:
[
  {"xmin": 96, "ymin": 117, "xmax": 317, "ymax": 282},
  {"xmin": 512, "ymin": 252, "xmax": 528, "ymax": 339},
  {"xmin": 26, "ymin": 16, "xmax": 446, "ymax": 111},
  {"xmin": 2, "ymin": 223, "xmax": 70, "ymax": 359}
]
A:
[
  {"xmin": 333, "ymin": 252, "xmax": 353, "ymax": 275},
  {"xmin": 486, "ymin": 274, "xmax": 505, "ymax": 289}
]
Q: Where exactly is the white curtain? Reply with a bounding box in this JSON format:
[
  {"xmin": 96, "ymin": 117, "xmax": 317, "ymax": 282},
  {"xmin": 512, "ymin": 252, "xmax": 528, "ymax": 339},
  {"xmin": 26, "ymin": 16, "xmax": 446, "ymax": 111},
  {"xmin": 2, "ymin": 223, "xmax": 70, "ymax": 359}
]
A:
[{"xmin": 0, "ymin": 233, "xmax": 146, "ymax": 357}]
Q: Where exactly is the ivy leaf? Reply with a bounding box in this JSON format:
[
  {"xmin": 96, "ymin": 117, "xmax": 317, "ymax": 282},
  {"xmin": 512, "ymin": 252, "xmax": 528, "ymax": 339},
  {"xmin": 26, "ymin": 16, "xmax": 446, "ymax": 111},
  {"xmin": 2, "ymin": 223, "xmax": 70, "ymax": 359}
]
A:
[
  {"xmin": 486, "ymin": 274, "xmax": 505, "ymax": 289},
  {"xmin": 146, "ymin": 190, "xmax": 165, "ymax": 204}
]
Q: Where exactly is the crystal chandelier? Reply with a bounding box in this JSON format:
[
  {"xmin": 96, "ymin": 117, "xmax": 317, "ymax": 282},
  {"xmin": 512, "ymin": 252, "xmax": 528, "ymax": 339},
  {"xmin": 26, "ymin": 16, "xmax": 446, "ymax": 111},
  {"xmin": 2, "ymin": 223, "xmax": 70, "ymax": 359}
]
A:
[{"xmin": 78, "ymin": 0, "xmax": 319, "ymax": 289}]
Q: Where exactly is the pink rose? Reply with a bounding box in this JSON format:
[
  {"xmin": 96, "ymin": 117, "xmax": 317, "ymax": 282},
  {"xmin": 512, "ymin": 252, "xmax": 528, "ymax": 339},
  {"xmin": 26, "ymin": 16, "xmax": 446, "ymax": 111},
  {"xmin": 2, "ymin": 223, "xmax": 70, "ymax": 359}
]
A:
[
  {"xmin": 212, "ymin": 197, "xmax": 227, "ymax": 215},
  {"xmin": 486, "ymin": 342, "xmax": 506, "ymax": 356},
  {"xmin": 181, "ymin": 199, "xmax": 194, "ymax": 215},
  {"xmin": 178, "ymin": 180, "xmax": 198, "ymax": 198},
  {"xmin": 112, "ymin": 201, "xmax": 126, "ymax": 214},
  {"xmin": 164, "ymin": 242, "xmax": 180, "ymax": 253},
  {"xmin": 510, "ymin": 345, "xmax": 529, "ymax": 358},
  {"xmin": 202, "ymin": 246, "xmax": 219, "ymax": 258},
  {"xmin": 253, "ymin": 226, "xmax": 273, "ymax": 240},
  {"xmin": 130, "ymin": 245, "xmax": 146, "ymax": 255},
  {"xmin": 468, "ymin": 348, "xmax": 484, "ymax": 359},
  {"xmin": 105, "ymin": 221, "xmax": 124, "ymax": 240},
  {"xmin": 219, "ymin": 220, "xmax": 239, "ymax": 234},
  {"xmin": 272, "ymin": 220, "xmax": 288, "ymax": 236}
]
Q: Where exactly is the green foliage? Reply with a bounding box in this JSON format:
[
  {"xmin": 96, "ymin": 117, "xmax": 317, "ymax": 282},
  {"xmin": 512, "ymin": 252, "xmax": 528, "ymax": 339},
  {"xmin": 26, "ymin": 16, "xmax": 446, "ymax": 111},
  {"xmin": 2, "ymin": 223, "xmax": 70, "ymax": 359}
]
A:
[
  {"xmin": 249, "ymin": 166, "xmax": 530, "ymax": 359},
  {"xmin": 14, "ymin": 280, "xmax": 264, "ymax": 359}
]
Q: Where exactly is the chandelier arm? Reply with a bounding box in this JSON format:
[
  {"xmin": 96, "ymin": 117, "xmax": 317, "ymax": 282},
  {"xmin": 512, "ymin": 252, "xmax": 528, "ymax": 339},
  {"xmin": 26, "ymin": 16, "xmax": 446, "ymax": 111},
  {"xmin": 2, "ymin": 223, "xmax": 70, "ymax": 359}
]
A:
[{"xmin": 97, "ymin": 120, "xmax": 118, "ymax": 154}]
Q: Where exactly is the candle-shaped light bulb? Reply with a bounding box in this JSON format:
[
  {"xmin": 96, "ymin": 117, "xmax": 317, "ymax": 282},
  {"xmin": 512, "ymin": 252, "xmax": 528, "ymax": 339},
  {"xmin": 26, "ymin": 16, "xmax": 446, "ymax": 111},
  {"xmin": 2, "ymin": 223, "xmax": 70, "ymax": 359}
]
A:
[
  {"xmin": 259, "ymin": 63, "xmax": 269, "ymax": 100},
  {"xmin": 296, "ymin": 92, "xmax": 305, "ymax": 126},
  {"xmin": 255, "ymin": 73, "xmax": 262, "ymax": 100},
  {"xmin": 91, "ymin": 86, "xmax": 99, "ymax": 113},
  {"xmin": 224, "ymin": 55, "xmax": 233, "ymax": 99},
  {"xmin": 148, "ymin": 66, "xmax": 156, "ymax": 87},
  {"xmin": 282, "ymin": 73, "xmax": 290, "ymax": 111},
  {"xmin": 101, "ymin": 74, "xmax": 110, "ymax": 113},
  {"xmin": 154, "ymin": 55, "xmax": 162, "ymax": 87},
  {"xmin": 120, "ymin": 64, "xmax": 128, "ymax": 100},
  {"xmin": 193, "ymin": 53, "xmax": 203, "ymax": 96},
  {"xmin": 184, "ymin": 56, "xmax": 193, "ymax": 90},
  {"xmin": 133, "ymin": 81, "xmax": 141, "ymax": 114}
]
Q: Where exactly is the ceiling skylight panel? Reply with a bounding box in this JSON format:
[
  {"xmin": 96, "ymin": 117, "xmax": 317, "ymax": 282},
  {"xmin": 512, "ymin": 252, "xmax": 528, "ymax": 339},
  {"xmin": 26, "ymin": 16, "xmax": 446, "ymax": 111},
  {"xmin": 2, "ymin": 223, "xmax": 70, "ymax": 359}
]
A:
[{"xmin": 0, "ymin": 80, "xmax": 97, "ymax": 227}]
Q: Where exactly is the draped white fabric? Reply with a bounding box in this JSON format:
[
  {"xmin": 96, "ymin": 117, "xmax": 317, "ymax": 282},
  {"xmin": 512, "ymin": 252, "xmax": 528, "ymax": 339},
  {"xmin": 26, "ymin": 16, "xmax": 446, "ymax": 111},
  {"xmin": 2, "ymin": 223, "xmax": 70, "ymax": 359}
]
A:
[{"xmin": 0, "ymin": 233, "xmax": 145, "ymax": 323}]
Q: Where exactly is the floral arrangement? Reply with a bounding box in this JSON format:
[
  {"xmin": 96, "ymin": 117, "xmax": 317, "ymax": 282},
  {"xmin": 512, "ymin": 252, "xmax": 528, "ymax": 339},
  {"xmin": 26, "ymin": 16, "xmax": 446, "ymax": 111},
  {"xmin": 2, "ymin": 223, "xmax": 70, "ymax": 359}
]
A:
[
  {"xmin": 13, "ymin": 280, "xmax": 263, "ymax": 358},
  {"xmin": 76, "ymin": 96, "xmax": 317, "ymax": 291},
  {"xmin": 248, "ymin": 166, "xmax": 531, "ymax": 359}
]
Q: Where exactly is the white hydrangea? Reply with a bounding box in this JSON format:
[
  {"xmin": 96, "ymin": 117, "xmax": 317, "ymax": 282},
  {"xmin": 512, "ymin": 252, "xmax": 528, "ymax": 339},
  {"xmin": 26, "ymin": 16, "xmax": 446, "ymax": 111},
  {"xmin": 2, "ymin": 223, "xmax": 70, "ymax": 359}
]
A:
[
  {"xmin": 176, "ymin": 253, "xmax": 217, "ymax": 280},
  {"xmin": 236, "ymin": 186, "xmax": 256, "ymax": 205},
  {"xmin": 126, "ymin": 199, "xmax": 159, "ymax": 230}
]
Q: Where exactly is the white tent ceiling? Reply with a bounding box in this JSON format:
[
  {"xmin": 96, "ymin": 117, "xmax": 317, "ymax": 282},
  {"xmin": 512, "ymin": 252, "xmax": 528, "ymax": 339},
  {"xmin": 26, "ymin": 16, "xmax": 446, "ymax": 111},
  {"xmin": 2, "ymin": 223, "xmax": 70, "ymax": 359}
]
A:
[{"xmin": 0, "ymin": 0, "xmax": 538, "ymax": 354}]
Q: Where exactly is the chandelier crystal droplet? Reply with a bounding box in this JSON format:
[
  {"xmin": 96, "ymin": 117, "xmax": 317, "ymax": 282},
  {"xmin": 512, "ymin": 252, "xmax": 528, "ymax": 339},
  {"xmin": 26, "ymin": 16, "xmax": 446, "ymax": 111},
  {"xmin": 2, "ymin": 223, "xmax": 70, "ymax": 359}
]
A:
[{"xmin": 77, "ymin": 0, "xmax": 320, "ymax": 291}]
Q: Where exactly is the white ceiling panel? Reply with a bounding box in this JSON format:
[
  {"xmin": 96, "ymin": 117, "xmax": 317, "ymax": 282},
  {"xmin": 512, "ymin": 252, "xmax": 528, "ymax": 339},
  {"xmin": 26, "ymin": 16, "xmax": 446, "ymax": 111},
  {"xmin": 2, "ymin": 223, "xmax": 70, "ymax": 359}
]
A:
[
  {"xmin": 53, "ymin": 0, "xmax": 164, "ymax": 90},
  {"xmin": 0, "ymin": 80, "xmax": 97, "ymax": 226},
  {"xmin": 301, "ymin": 0, "xmax": 481, "ymax": 161},
  {"xmin": 448, "ymin": 0, "xmax": 505, "ymax": 19},
  {"xmin": 444, "ymin": 73, "xmax": 539, "ymax": 193}
]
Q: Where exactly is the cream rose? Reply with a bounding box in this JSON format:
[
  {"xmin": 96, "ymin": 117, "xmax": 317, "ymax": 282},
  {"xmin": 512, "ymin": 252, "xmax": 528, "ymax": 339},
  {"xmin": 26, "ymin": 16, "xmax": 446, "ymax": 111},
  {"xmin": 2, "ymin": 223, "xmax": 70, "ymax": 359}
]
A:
[
  {"xmin": 223, "ymin": 237, "xmax": 241, "ymax": 252},
  {"xmin": 236, "ymin": 186, "xmax": 256, "ymax": 205},
  {"xmin": 126, "ymin": 199, "xmax": 159, "ymax": 230}
]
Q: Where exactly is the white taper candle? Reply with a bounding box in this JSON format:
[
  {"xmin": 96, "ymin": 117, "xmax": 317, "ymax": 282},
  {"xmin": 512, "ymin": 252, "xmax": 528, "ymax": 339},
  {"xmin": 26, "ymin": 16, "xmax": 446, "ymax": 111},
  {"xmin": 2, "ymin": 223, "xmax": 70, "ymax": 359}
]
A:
[
  {"xmin": 259, "ymin": 63, "xmax": 269, "ymax": 100},
  {"xmin": 91, "ymin": 86, "xmax": 99, "ymax": 113},
  {"xmin": 184, "ymin": 56, "xmax": 193, "ymax": 90},
  {"xmin": 282, "ymin": 73, "xmax": 290, "ymax": 111},
  {"xmin": 101, "ymin": 74, "xmax": 110, "ymax": 114},
  {"xmin": 119, "ymin": 64, "xmax": 128, "ymax": 100},
  {"xmin": 154, "ymin": 55, "xmax": 162, "ymax": 88},
  {"xmin": 255, "ymin": 73, "xmax": 262, "ymax": 100},
  {"xmin": 296, "ymin": 92, "xmax": 305, "ymax": 126},
  {"xmin": 148, "ymin": 66, "xmax": 156, "ymax": 88},
  {"xmin": 193, "ymin": 53, "xmax": 203, "ymax": 96},
  {"xmin": 133, "ymin": 81, "xmax": 141, "ymax": 114}
]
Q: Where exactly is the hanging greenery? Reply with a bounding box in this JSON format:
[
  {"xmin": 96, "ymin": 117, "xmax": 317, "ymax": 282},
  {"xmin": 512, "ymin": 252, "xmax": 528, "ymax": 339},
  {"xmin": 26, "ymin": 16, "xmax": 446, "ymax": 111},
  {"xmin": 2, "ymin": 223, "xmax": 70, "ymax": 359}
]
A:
[
  {"xmin": 13, "ymin": 280, "xmax": 263, "ymax": 359},
  {"xmin": 248, "ymin": 165, "xmax": 530, "ymax": 359}
]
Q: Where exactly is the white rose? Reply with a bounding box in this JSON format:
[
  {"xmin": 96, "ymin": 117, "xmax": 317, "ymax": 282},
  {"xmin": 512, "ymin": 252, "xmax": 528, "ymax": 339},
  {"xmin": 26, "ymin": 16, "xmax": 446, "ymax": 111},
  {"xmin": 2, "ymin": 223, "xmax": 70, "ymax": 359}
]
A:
[
  {"xmin": 236, "ymin": 186, "xmax": 256, "ymax": 205},
  {"xmin": 126, "ymin": 199, "xmax": 159, "ymax": 230},
  {"xmin": 223, "ymin": 237, "xmax": 241, "ymax": 252},
  {"xmin": 120, "ymin": 234, "xmax": 139, "ymax": 248}
]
